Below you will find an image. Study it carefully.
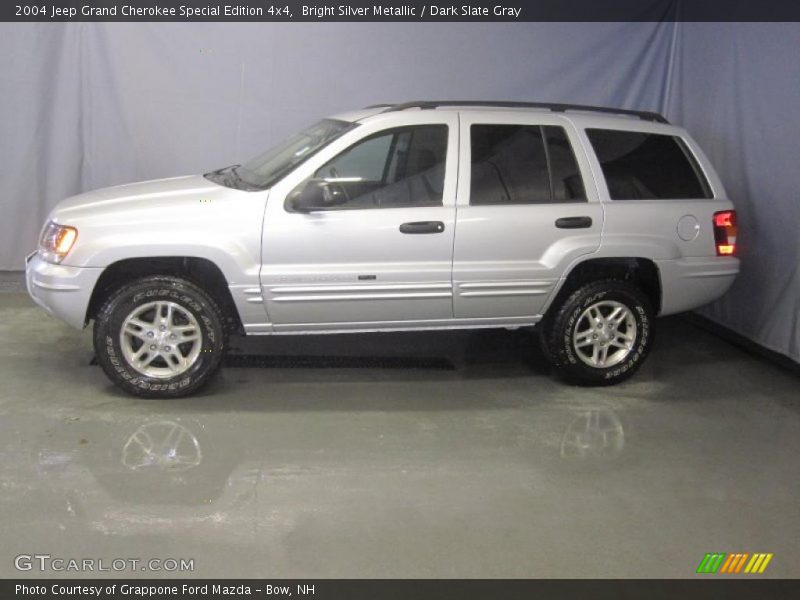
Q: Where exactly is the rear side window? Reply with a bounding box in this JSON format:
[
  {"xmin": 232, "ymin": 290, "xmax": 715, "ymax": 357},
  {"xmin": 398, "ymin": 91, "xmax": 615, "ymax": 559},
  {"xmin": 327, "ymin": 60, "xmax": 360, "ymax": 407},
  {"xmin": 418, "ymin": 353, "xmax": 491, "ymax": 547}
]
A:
[
  {"xmin": 586, "ymin": 129, "xmax": 712, "ymax": 200},
  {"xmin": 545, "ymin": 126, "xmax": 587, "ymax": 202},
  {"xmin": 470, "ymin": 125, "xmax": 586, "ymax": 205}
]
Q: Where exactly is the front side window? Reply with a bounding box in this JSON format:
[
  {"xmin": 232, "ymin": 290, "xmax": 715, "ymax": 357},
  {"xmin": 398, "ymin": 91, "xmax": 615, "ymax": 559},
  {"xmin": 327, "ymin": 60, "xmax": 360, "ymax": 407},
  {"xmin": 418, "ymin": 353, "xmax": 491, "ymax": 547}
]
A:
[
  {"xmin": 470, "ymin": 124, "xmax": 586, "ymax": 205},
  {"xmin": 586, "ymin": 129, "xmax": 712, "ymax": 200},
  {"xmin": 288, "ymin": 125, "xmax": 448, "ymax": 211}
]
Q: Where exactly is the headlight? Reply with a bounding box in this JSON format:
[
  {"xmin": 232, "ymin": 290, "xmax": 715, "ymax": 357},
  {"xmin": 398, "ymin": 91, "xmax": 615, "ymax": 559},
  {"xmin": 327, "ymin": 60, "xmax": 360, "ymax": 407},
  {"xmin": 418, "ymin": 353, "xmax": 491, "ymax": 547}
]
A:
[{"xmin": 39, "ymin": 221, "xmax": 78, "ymax": 264}]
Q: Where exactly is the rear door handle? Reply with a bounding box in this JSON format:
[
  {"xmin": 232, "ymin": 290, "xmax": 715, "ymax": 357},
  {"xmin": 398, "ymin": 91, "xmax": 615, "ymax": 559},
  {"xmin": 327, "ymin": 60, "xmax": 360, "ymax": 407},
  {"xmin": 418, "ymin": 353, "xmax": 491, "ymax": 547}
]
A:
[
  {"xmin": 399, "ymin": 221, "xmax": 445, "ymax": 234},
  {"xmin": 555, "ymin": 216, "xmax": 593, "ymax": 229}
]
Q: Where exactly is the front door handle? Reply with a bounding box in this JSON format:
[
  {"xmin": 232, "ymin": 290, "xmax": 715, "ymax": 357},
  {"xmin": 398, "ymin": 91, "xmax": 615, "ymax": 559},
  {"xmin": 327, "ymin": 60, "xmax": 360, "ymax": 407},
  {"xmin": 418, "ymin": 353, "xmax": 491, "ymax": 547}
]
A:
[
  {"xmin": 555, "ymin": 216, "xmax": 593, "ymax": 229},
  {"xmin": 399, "ymin": 221, "xmax": 445, "ymax": 234}
]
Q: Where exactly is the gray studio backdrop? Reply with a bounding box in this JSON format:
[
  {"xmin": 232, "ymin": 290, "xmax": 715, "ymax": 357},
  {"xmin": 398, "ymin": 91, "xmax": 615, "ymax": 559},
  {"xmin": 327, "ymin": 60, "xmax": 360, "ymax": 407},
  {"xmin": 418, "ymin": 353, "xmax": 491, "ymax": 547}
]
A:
[{"xmin": 1, "ymin": 22, "xmax": 798, "ymax": 363}]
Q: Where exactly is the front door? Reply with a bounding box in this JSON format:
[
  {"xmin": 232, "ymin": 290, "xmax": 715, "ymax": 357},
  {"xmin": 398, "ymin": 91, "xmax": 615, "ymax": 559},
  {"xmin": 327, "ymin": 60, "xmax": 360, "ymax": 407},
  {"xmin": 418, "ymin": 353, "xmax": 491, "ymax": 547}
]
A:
[
  {"xmin": 260, "ymin": 112, "xmax": 459, "ymax": 331},
  {"xmin": 452, "ymin": 112, "xmax": 604, "ymax": 321}
]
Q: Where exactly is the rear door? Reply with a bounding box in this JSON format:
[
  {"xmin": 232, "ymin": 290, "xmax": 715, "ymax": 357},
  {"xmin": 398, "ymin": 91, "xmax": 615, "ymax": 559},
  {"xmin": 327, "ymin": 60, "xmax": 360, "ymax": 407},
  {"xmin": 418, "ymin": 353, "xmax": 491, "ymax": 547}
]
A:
[{"xmin": 452, "ymin": 112, "xmax": 603, "ymax": 320}]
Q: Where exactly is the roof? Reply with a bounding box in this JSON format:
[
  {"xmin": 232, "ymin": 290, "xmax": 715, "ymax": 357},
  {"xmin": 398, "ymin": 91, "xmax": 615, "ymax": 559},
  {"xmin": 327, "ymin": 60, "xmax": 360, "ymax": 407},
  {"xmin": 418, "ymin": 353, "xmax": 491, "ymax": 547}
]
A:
[{"xmin": 361, "ymin": 101, "xmax": 669, "ymax": 124}]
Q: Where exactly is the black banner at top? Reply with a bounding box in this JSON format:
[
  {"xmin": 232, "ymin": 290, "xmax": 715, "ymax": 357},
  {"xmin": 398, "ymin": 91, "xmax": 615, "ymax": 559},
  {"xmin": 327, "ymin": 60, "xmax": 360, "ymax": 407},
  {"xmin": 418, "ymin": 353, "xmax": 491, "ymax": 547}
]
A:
[{"xmin": 4, "ymin": 0, "xmax": 800, "ymax": 22}]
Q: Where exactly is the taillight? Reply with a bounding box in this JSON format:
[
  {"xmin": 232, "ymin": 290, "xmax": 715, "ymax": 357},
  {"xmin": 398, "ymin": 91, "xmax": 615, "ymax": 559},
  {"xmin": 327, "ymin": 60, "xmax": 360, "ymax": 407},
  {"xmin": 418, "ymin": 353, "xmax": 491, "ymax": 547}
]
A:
[{"xmin": 713, "ymin": 210, "xmax": 737, "ymax": 256}]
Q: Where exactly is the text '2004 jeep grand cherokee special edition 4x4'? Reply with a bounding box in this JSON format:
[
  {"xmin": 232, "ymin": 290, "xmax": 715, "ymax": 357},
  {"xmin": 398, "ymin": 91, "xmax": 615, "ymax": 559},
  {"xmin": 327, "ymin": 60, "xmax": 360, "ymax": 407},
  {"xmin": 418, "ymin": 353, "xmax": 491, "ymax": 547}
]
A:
[{"xmin": 26, "ymin": 101, "xmax": 740, "ymax": 398}]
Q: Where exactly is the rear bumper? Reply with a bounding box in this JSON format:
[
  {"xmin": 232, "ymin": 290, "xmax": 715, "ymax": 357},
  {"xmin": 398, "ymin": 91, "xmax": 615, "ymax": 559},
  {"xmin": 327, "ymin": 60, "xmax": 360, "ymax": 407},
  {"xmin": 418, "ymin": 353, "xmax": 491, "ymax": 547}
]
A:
[
  {"xmin": 656, "ymin": 256, "xmax": 739, "ymax": 316},
  {"xmin": 25, "ymin": 252, "xmax": 103, "ymax": 329}
]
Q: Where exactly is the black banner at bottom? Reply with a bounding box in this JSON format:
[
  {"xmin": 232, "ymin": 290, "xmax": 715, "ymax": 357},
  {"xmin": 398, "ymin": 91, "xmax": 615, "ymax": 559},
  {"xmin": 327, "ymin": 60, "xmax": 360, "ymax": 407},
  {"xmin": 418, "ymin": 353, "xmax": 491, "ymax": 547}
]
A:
[{"xmin": 5, "ymin": 579, "xmax": 800, "ymax": 600}]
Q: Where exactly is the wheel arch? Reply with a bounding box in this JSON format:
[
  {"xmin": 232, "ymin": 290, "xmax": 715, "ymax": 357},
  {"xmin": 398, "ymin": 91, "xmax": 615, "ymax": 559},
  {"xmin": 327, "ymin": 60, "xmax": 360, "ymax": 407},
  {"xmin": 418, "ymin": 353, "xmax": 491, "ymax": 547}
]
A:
[
  {"xmin": 544, "ymin": 257, "xmax": 662, "ymax": 318},
  {"xmin": 86, "ymin": 257, "xmax": 244, "ymax": 334}
]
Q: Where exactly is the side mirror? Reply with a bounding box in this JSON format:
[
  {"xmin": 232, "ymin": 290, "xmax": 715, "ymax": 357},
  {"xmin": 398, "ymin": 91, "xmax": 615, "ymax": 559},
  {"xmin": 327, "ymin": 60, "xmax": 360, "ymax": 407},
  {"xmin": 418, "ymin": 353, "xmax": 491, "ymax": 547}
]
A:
[{"xmin": 289, "ymin": 179, "xmax": 347, "ymax": 213}]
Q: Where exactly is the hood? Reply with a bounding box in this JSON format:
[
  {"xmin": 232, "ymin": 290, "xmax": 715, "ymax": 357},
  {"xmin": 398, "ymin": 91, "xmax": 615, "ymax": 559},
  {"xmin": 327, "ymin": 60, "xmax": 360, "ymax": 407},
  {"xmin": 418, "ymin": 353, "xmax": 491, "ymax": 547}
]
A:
[
  {"xmin": 46, "ymin": 174, "xmax": 269, "ymax": 270},
  {"xmin": 52, "ymin": 175, "xmax": 223, "ymax": 221}
]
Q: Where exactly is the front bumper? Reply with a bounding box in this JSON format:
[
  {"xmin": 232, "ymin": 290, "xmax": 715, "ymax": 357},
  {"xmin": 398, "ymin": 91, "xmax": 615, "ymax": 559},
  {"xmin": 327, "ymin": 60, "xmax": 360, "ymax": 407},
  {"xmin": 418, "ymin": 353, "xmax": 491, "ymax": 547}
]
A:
[{"xmin": 25, "ymin": 252, "xmax": 103, "ymax": 329}]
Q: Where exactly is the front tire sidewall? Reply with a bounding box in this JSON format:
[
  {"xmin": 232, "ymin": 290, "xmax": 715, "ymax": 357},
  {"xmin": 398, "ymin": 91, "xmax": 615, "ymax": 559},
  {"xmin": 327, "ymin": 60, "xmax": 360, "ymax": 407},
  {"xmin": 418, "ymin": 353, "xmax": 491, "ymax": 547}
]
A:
[
  {"xmin": 95, "ymin": 280, "xmax": 224, "ymax": 398},
  {"xmin": 553, "ymin": 285, "xmax": 652, "ymax": 385}
]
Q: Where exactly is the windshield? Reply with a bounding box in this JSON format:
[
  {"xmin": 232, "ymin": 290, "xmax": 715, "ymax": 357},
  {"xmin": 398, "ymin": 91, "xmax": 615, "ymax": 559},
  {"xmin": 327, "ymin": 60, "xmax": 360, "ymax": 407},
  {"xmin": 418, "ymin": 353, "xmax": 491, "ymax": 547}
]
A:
[{"xmin": 205, "ymin": 118, "xmax": 356, "ymax": 191}]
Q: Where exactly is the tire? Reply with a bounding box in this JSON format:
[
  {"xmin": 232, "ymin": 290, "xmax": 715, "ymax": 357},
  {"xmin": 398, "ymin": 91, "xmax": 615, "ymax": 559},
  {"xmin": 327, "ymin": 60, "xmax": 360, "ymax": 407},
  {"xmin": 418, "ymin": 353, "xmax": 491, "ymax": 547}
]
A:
[
  {"xmin": 541, "ymin": 279, "xmax": 654, "ymax": 386},
  {"xmin": 93, "ymin": 276, "xmax": 226, "ymax": 398}
]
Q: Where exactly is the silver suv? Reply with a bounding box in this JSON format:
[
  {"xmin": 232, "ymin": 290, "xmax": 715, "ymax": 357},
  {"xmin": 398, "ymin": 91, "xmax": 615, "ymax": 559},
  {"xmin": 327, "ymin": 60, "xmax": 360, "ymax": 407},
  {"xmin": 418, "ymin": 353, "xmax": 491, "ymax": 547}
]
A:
[{"xmin": 26, "ymin": 101, "xmax": 740, "ymax": 397}]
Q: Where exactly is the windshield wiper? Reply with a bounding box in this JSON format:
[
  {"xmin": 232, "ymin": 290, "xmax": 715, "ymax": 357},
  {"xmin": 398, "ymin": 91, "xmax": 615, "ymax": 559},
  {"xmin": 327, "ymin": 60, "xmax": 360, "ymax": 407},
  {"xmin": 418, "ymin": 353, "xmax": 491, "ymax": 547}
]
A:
[
  {"xmin": 205, "ymin": 164, "xmax": 259, "ymax": 191},
  {"xmin": 229, "ymin": 166, "xmax": 262, "ymax": 191}
]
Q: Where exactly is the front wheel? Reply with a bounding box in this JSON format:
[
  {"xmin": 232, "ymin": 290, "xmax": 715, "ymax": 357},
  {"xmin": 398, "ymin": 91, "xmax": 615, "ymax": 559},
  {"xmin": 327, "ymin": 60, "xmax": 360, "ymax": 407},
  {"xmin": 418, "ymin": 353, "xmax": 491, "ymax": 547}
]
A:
[
  {"xmin": 541, "ymin": 280, "xmax": 654, "ymax": 385},
  {"xmin": 93, "ymin": 276, "xmax": 226, "ymax": 398}
]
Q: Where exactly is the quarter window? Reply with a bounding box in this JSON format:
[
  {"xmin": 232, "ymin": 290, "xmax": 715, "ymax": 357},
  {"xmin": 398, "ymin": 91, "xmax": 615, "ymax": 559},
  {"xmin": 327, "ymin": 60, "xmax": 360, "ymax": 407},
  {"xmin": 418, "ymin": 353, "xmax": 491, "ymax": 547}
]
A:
[
  {"xmin": 470, "ymin": 125, "xmax": 586, "ymax": 205},
  {"xmin": 586, "ymin": 129, "xmax": 712, "ymax": 200}
]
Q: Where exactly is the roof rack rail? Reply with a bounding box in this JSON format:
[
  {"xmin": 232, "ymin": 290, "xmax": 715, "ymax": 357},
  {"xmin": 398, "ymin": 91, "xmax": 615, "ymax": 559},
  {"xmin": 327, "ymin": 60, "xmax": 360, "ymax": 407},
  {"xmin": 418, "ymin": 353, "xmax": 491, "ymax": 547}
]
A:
[{"xmin": 375, "ymin": 101, "xmax": 669, "ymax": 124}]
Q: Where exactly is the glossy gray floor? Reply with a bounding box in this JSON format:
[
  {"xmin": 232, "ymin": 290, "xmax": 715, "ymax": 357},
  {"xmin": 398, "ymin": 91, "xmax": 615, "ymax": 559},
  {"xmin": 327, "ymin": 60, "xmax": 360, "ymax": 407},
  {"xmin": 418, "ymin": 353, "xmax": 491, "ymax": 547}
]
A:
[{"xmin": 1, "ymin": 275, "xmax": 798, "ymax": 578}]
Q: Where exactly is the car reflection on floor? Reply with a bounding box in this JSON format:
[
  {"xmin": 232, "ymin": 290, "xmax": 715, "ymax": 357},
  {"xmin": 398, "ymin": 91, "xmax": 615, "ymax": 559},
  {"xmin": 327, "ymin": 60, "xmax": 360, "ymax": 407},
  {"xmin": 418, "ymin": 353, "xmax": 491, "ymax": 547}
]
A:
[{"xmin": 3, "ymin": 406, "xmax": 626, "ymax": 544}]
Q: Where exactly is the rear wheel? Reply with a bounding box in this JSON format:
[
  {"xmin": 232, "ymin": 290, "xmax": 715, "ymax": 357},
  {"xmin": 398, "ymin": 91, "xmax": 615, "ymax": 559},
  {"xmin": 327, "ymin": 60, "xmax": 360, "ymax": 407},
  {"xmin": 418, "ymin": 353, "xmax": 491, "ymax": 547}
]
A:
[
  {"xmin": 541, "ymin": 280, "xmax": 654, "ymax": 385},
  {"xmin": 93, "ymin": 276, "xmax": 226, "ymax": 398}
]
